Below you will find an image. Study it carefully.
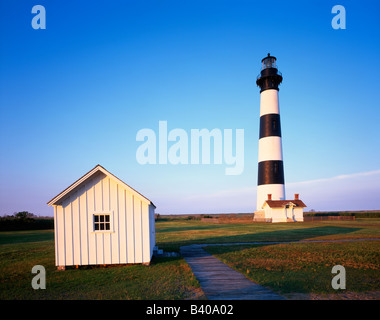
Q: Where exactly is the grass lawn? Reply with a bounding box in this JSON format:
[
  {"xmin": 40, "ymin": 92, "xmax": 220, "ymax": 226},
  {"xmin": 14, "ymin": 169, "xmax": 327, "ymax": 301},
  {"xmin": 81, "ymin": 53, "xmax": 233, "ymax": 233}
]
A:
[
  {"xmin": 0, "ymin": 232, "xmax": 203, "ymax": 300},
  {"xmin": 155, "ymin": 218, "xmax": 380, "ymax": 251},
  {"xmin": 205, "ymin": 240, "xmax": 380, "ymax": 296},
  {"xmin": 0, "ymin": 218, "xmax": 379, "ymax": 299}
]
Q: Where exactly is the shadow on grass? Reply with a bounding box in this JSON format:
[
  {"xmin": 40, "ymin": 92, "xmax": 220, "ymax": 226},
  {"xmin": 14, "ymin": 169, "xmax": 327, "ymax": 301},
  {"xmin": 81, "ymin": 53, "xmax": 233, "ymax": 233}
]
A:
[
  {"xmin": 158, "ymin": 225, "xmax": 362, "ymax": 253},
  {"xmin": 156, "ymin": 223, "xmax": 239, "ymax": 233}
]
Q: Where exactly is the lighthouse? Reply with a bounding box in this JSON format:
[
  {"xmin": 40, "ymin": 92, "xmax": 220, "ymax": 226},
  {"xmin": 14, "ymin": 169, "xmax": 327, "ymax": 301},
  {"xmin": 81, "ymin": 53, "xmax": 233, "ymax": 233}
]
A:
[
  {"xmin": 254, "ymin": 54, "xmax": 307, "ymax": 222},
  {"xmin": 256, "ymin": 53, "xmax": 285, "ymax": 211}
]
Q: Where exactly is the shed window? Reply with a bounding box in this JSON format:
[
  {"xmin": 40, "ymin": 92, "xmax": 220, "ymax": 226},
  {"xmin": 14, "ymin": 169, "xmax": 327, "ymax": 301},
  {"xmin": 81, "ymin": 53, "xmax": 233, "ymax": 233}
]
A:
[{"xmin": 94, "ymin": 214, "xmax": 110, "ymax": 231}]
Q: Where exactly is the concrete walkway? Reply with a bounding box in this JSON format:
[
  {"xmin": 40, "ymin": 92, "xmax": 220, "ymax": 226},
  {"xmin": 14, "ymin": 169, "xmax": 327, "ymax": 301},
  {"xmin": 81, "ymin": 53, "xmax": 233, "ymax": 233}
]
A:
[
  {"xmin": 180, "ymin": 239, "xmax": 380, "ymax": 300},
  {"xmin": 181, "ymin": 244, "xmax": 284, "ymax": 300}
]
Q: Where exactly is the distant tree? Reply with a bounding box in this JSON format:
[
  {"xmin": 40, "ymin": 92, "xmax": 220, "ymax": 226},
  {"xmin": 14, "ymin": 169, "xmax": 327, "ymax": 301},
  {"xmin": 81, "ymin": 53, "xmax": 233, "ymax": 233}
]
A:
[
  {"xmin": 0, "ymin": 211, "xmax": 54, "ymax": 231},
  {"xmin": 14, "ymin": 211, "xmax": 35, "ymax": 220}
]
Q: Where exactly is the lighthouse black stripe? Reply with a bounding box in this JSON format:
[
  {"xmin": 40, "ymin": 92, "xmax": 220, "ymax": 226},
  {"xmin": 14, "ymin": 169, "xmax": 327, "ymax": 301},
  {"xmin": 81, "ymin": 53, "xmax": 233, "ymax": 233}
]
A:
[
  {"xmin": 257, "ymin": 160, "xmax": 284, "ymax": 185},
  {"xmin": 259, "ymin": 113, "xmax": 281, "ymax": 139}
]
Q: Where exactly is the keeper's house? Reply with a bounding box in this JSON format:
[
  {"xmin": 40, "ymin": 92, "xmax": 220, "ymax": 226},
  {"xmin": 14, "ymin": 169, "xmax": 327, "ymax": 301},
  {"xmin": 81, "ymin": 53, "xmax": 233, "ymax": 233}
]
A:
[
  {"xmin": 47, "ymin": 165, "xmax": 156, "ymax": 270},
  {"xmin": 254, "ymin": 193, "xmax": 306, "ymax": 223}
]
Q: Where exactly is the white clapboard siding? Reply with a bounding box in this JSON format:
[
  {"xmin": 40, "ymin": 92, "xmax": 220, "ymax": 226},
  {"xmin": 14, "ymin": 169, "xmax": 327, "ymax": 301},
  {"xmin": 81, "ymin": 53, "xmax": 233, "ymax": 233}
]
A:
[
  {"xmin": 63, "ymin": 197, "xmax": 73, "ymax": 266},
  {"xmin": 49, "ymin": 165, "xmax": 155, "ymax": 268},
  {"xmin": 87, "ymin": 177, "xmax": 97, "ymax": 265},
  {"xmin": 79, "ymin": 184, "xmax": 88, "ymax": 265},
  {"xmin": 126, "ymin": 191, "xmax": 135, "ymax": 263},
  {"xmin": 72, "ymin": 193, "xmax": 81, "ymax": 265},
  {"xmin": 149, "ymin": 206, "xmax": 156, "ymax": 256},
  {"xmin": 133, "ymin": 196, "xmax": 142, "ymax": 263},
  {"xmin": 53, "ymin": 205, "xmax": 58, "ymax": 265},
  {"xmin": 142, "ymin": 203, "xmax": 150, "ymax": 262}
]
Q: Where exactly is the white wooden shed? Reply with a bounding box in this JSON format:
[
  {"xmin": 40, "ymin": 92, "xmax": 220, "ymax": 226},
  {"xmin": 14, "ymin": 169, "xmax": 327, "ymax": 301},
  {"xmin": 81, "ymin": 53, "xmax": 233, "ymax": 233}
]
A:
[{"xmin": 47, "ymin": 165, "xmax": 156, "ymax": 270}]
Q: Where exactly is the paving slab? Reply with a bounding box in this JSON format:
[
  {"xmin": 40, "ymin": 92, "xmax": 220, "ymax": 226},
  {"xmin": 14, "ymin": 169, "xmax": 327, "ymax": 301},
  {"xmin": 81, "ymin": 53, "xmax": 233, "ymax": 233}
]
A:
[{"xmin": 180, "ymin": 244, "xmax": 284, "ymax": 300}]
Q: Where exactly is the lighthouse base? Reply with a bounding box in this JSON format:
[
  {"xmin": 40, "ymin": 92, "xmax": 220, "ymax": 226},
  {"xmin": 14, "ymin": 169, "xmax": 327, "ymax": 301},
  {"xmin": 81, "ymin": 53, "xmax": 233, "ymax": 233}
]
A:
[{"xmin": 253, "ymin": 210, "xmax": 272, "ymax": 223}]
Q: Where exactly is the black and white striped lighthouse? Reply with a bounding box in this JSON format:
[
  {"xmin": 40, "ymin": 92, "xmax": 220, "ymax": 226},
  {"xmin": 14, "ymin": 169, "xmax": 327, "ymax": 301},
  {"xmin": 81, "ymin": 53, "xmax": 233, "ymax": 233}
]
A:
[{"xmin": 256, "ymin": 53, "xmax": 285, "ymax": 210}]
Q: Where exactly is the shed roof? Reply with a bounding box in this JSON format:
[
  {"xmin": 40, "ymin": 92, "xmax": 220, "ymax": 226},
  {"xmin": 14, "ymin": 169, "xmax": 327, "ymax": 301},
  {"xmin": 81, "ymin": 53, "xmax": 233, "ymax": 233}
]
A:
[
  {"xmin": 264, "ymin": 200, "xmax": 307, "ymax": 209},
  {"xmin": 47, "ymin": 164, "xmax": 156, "ymax": 208}
]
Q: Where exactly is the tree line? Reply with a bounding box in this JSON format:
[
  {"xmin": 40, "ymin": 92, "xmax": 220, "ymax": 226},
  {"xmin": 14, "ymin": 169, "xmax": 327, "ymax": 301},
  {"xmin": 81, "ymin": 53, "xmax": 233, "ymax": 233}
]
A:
[{"xmin": 0, "ymin": 211, "xmax": 54, "ymax": 231}]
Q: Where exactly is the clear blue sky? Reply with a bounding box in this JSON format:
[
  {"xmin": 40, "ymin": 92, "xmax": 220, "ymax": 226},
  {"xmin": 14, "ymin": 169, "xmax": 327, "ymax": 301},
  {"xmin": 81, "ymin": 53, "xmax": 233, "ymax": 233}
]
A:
[{"xmin": 1, "ymin": 0, "xmax": 379, "ymax": 216}]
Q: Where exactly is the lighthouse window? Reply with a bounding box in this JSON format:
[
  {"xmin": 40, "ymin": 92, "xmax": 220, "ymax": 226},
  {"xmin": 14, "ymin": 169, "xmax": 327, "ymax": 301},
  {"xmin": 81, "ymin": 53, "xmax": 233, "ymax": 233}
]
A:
[
  {"xmin": 273, "ymin": 162, "xmax": 278, "ymax": 174},
  {"xmin": 272, "ymin": 119, "xmax": 277, "ymax": 131}
]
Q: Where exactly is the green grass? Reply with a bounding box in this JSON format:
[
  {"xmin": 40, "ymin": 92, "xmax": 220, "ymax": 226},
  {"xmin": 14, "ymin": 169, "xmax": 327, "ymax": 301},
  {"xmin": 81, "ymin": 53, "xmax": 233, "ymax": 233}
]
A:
[
  {"xmin": 205, "ymin": 241, "xmax": 380, "ymax": 294},
  {"xmin": 0, "ymin": 231, "xmax": 203, "ymax": 300},
  {"xmin": 156, "ymin": 218, "xmax": 380, "ymax": 297},
  {"xmin": 0, "ymin": 229, "xmax": 54, "ymax": 245},
  {"xmin": 155, "ymin": 218, "xmax": 380, "ymax": 251},
  {"xmin": 1, "ymin": 218, "xmax": 379, "ymax": 299}
]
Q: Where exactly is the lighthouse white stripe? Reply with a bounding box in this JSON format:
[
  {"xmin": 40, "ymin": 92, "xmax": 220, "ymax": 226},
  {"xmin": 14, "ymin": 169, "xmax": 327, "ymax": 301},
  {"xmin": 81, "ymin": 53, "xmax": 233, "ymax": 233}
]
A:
[
  {"xmin": 260, "ymin": 89, "xmax": 280, "ymax": 116},
  {"xmin": 258, "ymin": 136, "xmax": 283, "ymax": 162},
  {"xmin": 257, "ymin": 184, "xmax": 285, "ymax": 210}
]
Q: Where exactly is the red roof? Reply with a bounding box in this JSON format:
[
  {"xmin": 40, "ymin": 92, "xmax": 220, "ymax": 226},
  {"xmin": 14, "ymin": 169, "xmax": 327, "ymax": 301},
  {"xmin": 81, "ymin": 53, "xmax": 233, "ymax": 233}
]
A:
[{"xmin": 264, "ymin": 200, "xmax": 307, "ymax": 208}]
